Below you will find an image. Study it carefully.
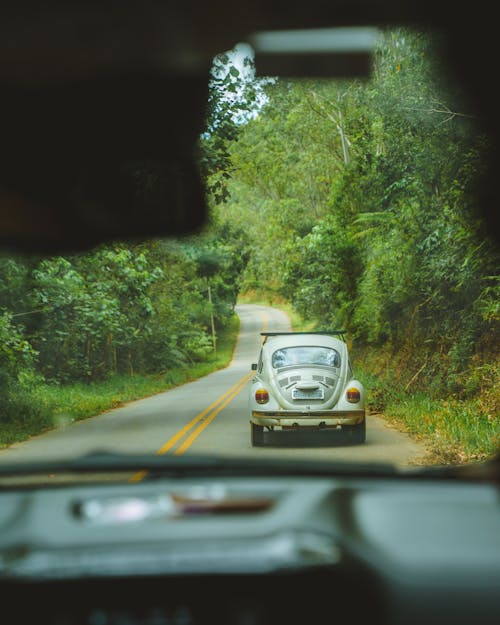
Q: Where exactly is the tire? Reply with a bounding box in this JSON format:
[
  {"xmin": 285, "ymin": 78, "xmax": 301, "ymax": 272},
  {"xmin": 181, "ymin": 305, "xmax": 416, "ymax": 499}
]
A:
[
  {"xmin": 350, "ymin": 418, "xmax": 366, "ymax": 444},
  {"xmin": 251, "ymin": 423, "xmax": 265, "ymax": 447}
]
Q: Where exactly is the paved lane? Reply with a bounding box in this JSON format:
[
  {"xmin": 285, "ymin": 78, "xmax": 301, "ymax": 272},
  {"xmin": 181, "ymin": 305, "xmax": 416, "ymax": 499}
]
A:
[
  {"xmin": 0, "ymin": 304, "xmax": 287, "ymax": 464},
  {"xmin": 185, "ymin": 309, "xmax": 427, "ymax": 466},
  {"xmin": 0, "ymin": 304, "xmax": 427, "ymax": 468}
]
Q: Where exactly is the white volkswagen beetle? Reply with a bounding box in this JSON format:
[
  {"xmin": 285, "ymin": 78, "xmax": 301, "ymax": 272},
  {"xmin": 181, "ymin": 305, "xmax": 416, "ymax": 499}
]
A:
[{"xmin": 249, "ymin": 332, "xmax": 366, "ymax": 446}]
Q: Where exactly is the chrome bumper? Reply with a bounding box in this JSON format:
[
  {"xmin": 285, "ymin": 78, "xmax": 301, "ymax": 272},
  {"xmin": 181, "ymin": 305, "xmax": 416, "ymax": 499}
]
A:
[{"xmin": 250, "ymin": 410, "xmax": 365, "ymax": 428}]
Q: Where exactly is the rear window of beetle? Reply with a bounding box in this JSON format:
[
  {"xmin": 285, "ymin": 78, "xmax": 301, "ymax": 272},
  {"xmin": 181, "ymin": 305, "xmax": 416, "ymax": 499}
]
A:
[{"xmin": 271, "ymin": 347, "xmax": 340, "ymax": 369}]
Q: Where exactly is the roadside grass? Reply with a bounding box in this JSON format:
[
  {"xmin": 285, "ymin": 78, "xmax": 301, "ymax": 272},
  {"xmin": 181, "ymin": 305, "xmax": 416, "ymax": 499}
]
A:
[
  {"xmin": 354, "ymin": 361, "xmax": 500, "ymax": 464},
  {"xmin": 385, "ymin": 394, "xmax": 500, "ymax": 463},
  {"xmin": 0, "ymin": 388, "xmax": 55, "ymax": 447},
  {"xmin": 0, "ymin": 314, "xmax": 240, "ymax": 447}
]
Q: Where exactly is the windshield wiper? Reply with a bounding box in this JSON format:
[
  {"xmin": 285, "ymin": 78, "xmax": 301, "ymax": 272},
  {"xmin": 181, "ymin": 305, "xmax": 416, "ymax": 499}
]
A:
[
  {"xmin": 0, "ymin": 451, "xmax": 398, "ymax": 480},
  {"xmin": 410, "ymin": 455, "xmax": 500, "ymax": 483},
  {"xmin": 1, "ymin": 451, "xmax": 497, "ymax": 483}
]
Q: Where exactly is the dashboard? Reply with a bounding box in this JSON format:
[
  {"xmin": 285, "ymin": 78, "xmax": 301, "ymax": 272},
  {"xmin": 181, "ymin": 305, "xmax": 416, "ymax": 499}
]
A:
[{"xmin": 1, "ymin": 473, "xmax": 499, "ymax": 625}]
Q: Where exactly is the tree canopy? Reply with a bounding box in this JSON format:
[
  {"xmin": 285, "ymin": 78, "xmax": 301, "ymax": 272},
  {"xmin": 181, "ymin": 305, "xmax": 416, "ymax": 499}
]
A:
[
  {"xmin": 0, "ymin": 28, "xmax": 498, "ymax": 429},
  {"xmin": 213, "ymin": 28, "xmax": 499, "ymax": 401}
]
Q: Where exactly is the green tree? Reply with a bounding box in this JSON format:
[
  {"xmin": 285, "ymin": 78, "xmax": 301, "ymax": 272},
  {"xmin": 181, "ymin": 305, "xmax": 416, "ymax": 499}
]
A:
[{"xmin": 218, "ymin": 27, "xmax": 498, "ymax": 398}]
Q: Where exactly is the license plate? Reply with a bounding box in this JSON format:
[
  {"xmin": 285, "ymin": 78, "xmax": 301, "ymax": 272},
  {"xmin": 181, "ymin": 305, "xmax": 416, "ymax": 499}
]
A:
[{"xmin": 292, "ymin": 388, "xmax": 324, "ymax": 400}]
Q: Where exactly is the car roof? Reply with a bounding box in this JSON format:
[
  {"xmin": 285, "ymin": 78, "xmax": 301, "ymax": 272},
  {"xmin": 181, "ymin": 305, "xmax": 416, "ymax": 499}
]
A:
[{"xmin": 262, "ymin": 333, "xmax": 346, "ymax": 352}]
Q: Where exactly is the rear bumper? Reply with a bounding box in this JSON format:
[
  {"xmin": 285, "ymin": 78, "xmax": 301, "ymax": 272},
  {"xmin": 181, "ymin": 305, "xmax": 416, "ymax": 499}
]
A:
[{"xmin": 250, "ymin": 410, "xmax": 365, "ymax": 428}]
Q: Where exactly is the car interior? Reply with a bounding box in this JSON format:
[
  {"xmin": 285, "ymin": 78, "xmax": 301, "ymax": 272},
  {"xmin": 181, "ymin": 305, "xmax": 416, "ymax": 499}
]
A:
[{"xmin": 0, "ymin": 2, "xmax": 499, "ymax": 625}]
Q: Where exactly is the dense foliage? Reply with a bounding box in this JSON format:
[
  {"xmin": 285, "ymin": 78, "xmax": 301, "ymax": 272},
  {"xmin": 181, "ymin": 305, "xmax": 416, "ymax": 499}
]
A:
[
  {"xmin": 216, "ymin": 29, "xmax": 499, "ymax": 408},
  {"xmin": 0, "ymin": 221, "xmax": 248, "ymax": 428},
  {"xmin": 0, "ymin": 49, "xmax": 257, "ymax": 433},
  {"xmin": 1, "ymin": 28, "xmax": 498, "ymax": 448}
]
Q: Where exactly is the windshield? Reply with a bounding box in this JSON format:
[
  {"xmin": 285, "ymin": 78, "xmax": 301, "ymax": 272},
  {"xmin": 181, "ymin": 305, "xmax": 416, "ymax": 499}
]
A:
[
  {"xmin": 0, "ymin": 25, "xmax": 498, "ymax": 480},
  {"xmin": 272, "ymin": 347, "xmax": 340, "ymax": 368}
]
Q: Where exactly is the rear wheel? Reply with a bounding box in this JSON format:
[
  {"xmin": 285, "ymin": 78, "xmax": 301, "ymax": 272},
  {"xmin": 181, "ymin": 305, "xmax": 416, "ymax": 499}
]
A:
[
  {"xmin": 251, "ymin": 423, "xmax": 265, "ymax": 447},
  {"xmin": 350, "ymin": 419, "xmax": 366, "ymax": 444}
]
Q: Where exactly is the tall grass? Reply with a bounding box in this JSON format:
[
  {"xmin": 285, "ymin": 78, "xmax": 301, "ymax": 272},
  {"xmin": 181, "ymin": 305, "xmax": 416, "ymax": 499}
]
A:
[
  {"xmin": 355, "ymin": 361, "xmax": 500, "ymax": 464},
  {"xmin": 388, "ymin": 394, "xmax": 499, "ymax": 461},
  {"xmin": 0, "ymin": 386, "xmax": 54, "ymax": 444}
]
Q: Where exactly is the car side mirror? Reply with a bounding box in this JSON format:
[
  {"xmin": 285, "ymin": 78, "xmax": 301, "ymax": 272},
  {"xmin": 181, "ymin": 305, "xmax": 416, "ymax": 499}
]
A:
[{"xmin": 251, "ymin": 363, "xmax": 258, "ymax": 371}]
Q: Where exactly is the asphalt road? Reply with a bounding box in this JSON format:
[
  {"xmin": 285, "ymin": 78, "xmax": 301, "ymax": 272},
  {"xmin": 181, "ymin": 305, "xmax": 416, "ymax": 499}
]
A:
[{"xmin": 0, "ymin": 304, "xmax": 427, "ymax": 469}]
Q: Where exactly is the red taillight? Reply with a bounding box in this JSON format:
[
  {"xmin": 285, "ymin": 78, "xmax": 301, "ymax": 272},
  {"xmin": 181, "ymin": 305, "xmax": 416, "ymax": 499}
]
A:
[
  {"xmin": 346, "ymin": 387, "xmax": 361, "ymax": 403},
  {"xmin": 255, "ymin": 388, "xmax": 269, "ymax": 404}
]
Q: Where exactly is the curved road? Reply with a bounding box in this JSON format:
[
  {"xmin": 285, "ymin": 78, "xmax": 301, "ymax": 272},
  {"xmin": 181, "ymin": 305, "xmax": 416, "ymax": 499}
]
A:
[{"xmin": 0, "ymin": 304, "xmax": 427, "ymax": 468}]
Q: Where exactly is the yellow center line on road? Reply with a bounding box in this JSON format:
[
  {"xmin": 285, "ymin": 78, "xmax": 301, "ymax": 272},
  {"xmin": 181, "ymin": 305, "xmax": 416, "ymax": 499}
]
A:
[
  {"xmin": 155, "ymin": 382, "xmax": 242, "ymax": 456},
  {"xmin": 129, "ymin": 371, "xmax": 253, "ymax": 482},
  {"xmin": 129, "ymin": 311, "xmax": 268, "ymax": 482},
  {"xmin": 174, "ymin": 372, "xmax": 253, "ymax": 456}
]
